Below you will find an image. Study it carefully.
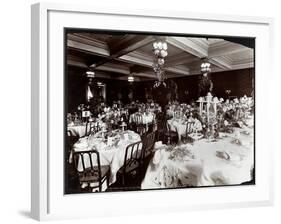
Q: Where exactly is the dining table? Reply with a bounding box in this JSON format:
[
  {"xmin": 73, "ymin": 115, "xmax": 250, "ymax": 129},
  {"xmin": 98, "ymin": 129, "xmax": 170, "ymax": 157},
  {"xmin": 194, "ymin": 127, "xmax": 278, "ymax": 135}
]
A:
[
  {"xmin": 167, "ymin": 117, "xmax": 203, "ymax": 141},
  {"xmin": 67, "ymin": 120, "xmax": 105, "ymax": 137},
  {"xmin": 70, "ymin": 129, "xmax": 141, "ymax": 189},
  {"xmin": 67, "ymin": 123, "xmax": 88, "ymax": 137},
  {"xmin": 141, "ymin": 121, "xmax": 254, "ymax": 189}
]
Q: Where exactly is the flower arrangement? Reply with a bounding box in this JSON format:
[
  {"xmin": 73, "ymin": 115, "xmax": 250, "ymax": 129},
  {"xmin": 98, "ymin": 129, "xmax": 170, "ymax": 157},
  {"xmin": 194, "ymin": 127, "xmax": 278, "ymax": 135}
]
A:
[
  {"xmin": 77, "ymin": 104, "xmax": 90, "ymax": 111},
  {"xmin": 167, "ymin": 145, "xmax": 195, "ymax": 161}
]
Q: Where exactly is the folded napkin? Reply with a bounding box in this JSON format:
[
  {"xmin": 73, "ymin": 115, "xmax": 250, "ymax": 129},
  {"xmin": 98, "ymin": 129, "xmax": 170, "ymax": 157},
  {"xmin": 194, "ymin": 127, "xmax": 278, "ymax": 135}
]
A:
[
  {"xmin": 216, "ymin": 150, "xmax": 242, "ymax": 162},
  {"xmin": 73, "ymin": 138, "xmax": 89, "ymax": 150},
  {"xmin": 153, "ymin": 147, "xmax": 167, "ymax": 165},
  {"xmin": 216, "ymin": 150, "xmax": 230, "ymax": 160},
  {"xmin": 154, "ymin": 141, "xmax": 163, "ymax": 149}
]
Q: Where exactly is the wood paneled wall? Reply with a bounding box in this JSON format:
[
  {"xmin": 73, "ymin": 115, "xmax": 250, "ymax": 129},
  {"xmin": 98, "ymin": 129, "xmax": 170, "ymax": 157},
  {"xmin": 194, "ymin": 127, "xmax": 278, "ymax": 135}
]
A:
[{"xmin": 66, "ymin": 66, "xmax": 254, "ymax": 112}]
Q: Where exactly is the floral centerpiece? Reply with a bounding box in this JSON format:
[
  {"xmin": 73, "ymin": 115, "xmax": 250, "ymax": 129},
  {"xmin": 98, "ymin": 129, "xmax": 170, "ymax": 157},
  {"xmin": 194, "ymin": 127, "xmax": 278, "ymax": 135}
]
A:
[
  {"xmin": 167, "ymin": 145, "xmax": 195, "ymax": 162},
  {"xmin": 77, "ymin": 103, "xmax": 90, "ymax": 111}
]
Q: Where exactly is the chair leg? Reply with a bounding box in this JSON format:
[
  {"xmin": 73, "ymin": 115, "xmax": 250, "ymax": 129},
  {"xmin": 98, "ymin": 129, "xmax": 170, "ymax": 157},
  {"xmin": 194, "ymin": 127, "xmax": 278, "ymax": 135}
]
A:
[
  {"xmin": 167, "ymin": 136, "xmax": 171, "ymax": 145},
  {"xmin": 122, "ymin": 173, "xmax": 126, "ymax": 186},
  {"xmin": 88, "ymin": 183, "xmax": 92, "ymax": 193},
  {"xmin": 106, "ymin": 173, "xmax": 110, "ymax": 188},
  {"xmin": 99, "ymin": 184, "xmax": 102, "ymax": 192}
]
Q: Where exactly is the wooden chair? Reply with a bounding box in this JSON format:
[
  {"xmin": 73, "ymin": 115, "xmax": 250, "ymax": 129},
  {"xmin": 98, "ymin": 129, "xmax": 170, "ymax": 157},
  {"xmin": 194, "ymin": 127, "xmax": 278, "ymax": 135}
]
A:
[
  {"xmin": 85, "ymin": 121, "xmax": 92, "ymax": 136},
  {"xmin": 118, "ymin": 141, "xmax": 144, "ymax": 186},
  {"xmin": 154, "ymin": 119, "xmax": 166, "ymax": 142},
  {"xmin": 164, "ymin": 122, "xmax": 178, "ymax": 145},
  {"xmin": 181, "ymin": 121, "xmax": 195, "ymax": 143},
  {"xmin": 67, "ymin": 130, "xmax": 79, "ymax": 146},
  {"xmin": 73, "ymin": 150, "xmax": 110, "ymax": 192},
  {"xmin": 142, "ymin": 132, "xmax": 156, "ymax": 159},
  {"xmin": 134, "ymin": 113, "xmax": 143, "ymax": 124},
  {"xmin": 137, "ymin": 125, "xmax": 147, "ymax": 137},
  {"xmin": 135, "ymin": 114, "xmax": 147, "ymax": 136},
  {"xmin": 66, "ymin": 130, "xmax": 79, "ymax": 162},
  {"xmin": 85, "ymin": 121, "xmax": 101, "ymax": 136}
]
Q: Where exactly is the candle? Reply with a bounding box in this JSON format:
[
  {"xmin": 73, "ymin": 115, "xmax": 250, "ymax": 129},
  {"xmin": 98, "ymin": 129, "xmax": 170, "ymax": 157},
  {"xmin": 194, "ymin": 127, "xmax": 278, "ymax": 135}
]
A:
[
  {"xmin": 213, "ymin": 97, "xmax": 219, "ymax": 117},
  {"xmin": 207, "ymin": 102, "xmax": 210, "ymax": 124},
  {"xmin": 198, "ymin": 97, "xmax": 203, "ymax": 116},
  {"xmin": 206, "ymin": 93, "xmax": 213, "ymax": 124}
]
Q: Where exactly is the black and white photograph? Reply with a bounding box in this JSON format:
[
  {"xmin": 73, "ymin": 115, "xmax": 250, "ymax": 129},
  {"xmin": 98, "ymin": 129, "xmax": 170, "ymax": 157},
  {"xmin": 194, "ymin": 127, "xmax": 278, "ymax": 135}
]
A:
[{"xmin": 65, "ymin": 29, "xmax": 255, "ymax": 194}]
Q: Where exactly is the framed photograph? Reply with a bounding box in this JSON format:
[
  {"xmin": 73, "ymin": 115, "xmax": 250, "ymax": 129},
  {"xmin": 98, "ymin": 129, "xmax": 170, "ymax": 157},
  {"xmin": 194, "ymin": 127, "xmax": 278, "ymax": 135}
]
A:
[{"xmin": 31, "ymin": 2, "xmax": 274, "ymax": 221}]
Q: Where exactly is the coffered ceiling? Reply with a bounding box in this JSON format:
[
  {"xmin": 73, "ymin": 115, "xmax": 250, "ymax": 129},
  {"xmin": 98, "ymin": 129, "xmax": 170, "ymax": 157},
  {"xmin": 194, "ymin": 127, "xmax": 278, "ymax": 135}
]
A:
[{"xmin": 67, "ymin": 32, "xmax": 254, "ymax": 81}]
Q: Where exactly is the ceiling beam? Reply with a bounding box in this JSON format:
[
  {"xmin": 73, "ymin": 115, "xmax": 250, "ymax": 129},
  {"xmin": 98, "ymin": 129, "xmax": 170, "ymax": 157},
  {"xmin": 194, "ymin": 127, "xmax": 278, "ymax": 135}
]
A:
[
  {"xmin": 209, "ymin": 57, "xmax": 232, "ymax": 70},
  {"xmin": 208, "ymin": 42, "xmax": 250, "ymax": 58},
  {"xmin": 118, "ymin": 54, "xmax": 153, "ymax": 68},
  {"xmin": 67, "ymin": 59, "xmax": 88, "ymax": 68},
  {"xmin": 110, "ymin": 35, "xmax": 155, "ymax": 57},
  {"xmin": 67, "ymin": 55, "xmax": 88, "ymax": 68},
  {"xmin": 118, "ymin": 53, "xmax": 190, "ymax": 76},
  {"xmin": 165, "ymin": 52, "xmax": 197, "ymax": 67},
  {"xmin": 94, "ymin": 64, "xmax": 130, "ymax": 75},
  {"xmin": 90, "ymin": 35, "xmax": 156, "ymax": 68},
  {"xmin": 130, "ymin": 72, "xmax": 156, "ymax": 79},
  {"xmin": 165, "ymin": 66, "xmax": 190, "ymax": 76},
  {"xmin": 230, "ymin": 61, "xmax": 254, "ymax": 70},
  {"xmin": 67, "ymin": 39, "xmax": 110, "ymax": 57},
  {"xmin": 166, "ymin": 36, "xmax": 208, "ymax": 58}
]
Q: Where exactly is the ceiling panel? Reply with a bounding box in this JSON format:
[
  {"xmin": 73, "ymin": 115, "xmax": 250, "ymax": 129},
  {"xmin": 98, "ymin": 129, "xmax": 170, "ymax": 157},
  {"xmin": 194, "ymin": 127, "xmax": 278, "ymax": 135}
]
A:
[{"xmin": 67, "ymin": 33, "xmax": 254, "ymax": 81}]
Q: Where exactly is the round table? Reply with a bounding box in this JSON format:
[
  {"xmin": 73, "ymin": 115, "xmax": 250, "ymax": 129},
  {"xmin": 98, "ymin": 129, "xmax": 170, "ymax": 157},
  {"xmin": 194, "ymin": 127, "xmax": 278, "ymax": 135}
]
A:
[{"xmin": 71, "ymin": 130, "xmax": 141, "ymax": 188}]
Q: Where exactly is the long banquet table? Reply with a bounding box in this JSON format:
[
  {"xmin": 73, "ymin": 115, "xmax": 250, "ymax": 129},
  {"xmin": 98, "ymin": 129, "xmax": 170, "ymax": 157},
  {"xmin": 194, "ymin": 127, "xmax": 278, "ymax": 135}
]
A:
[
  {"xmin": 141, "ymin": 123, "xmax": 254, "ymax": 189},
  {"xmin": 70, "ymin": 130, "xmax": 141, "ymax": 190}
]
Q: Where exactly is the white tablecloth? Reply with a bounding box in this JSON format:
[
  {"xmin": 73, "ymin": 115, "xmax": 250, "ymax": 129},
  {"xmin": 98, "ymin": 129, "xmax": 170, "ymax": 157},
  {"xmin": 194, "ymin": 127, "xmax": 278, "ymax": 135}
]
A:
[
  {"xmin": 71, "ymin": 130, "xmax": 141, "ymax": 186},
  {"xmin": 141, "ymin": 125, "xmax": 254, "ymax": 189},
  {"xmin": 68, "ymin": 124, "xmax": 87, "ymax": 137},
  {"xmin": 68, "ymin": 121, "xmax": 104, "ymax": 137}
]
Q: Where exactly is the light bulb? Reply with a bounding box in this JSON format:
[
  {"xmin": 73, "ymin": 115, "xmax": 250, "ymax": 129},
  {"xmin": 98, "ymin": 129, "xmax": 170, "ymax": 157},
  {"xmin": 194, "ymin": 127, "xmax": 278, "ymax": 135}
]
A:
[
  {"xmin": 154, "ymin": 49, "xmax": 160, "ymax": 55},
  {"xmin": 160, "ymin": 50, "xmax": 166, "ymax": 57},
  {"xmin": 153, "ymin": 42, "xmax": 158, "ymax": 49}
]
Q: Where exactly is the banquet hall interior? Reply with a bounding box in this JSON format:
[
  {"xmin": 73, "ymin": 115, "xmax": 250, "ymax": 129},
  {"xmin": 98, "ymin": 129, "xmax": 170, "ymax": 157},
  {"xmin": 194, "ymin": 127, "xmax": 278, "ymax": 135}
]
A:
[{"xmin": 65, "ymin": 30, "xmax": 255, "ymax": 194}]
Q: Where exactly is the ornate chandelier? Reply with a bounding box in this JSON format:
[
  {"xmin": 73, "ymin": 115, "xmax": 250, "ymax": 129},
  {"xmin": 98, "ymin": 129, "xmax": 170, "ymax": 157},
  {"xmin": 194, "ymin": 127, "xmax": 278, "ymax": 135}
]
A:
[
  {"xmin": 200, "ymin": 60, "xmax": 211, "ymax": 73},
  {"xmin": 86, "ymin": 70, "xmax": 95, "ymax": 78},
  {"xmin": 128, "ymin": 74, "xmax": 134, "ymax": 82},
  {"xmin": 152, "ymin": 40, "xmax": 168, "ymax": 88}
]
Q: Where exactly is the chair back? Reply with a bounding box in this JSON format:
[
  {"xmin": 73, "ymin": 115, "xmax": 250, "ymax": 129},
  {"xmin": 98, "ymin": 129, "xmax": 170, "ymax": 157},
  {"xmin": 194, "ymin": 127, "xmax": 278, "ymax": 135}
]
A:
[
  {"xmin": 85, "ymin": 121, "xmax": 101, "ymax": 136},
  {"xmin": 123, "ymin": 141, "xmax": 143, "ymax": 172},
  {"xmin": 157, "ymin": 119, "xmax": 165, "ymax": 130},
  {"xmin": 173, "ymin": 110, "xmax": 181, "ymax": 119},
  {"xmin": 137, "ymin": 125, "xmax": 146, "ymax": 136},
  {"xmin": 85, "ymin": 122, "xmax": 92, "ymax": 136},
  {"xmin": 73, "ymin": 149, "xmax": 102, "ymax": 183},
  {"xmin": 135, "ymin": 113, "xmax": 143, "ymax": 124},
  {"xmin": 66, "ymin": 130, "xmax": 78, "ymax": 162},
  {"xmin": 142, "ymin": 132, "xmax": 155, "ymax": 158},
  {"xmin": 185, "ymin": 121, "xmax": 195, "ymax": 137},
  {"xmin": 67, "ymin": 130, "xmax": 79, "ymax": 147},
  {"xmin": 166, "ymin": 121, "xmax": 173, "ymax": 133}
]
